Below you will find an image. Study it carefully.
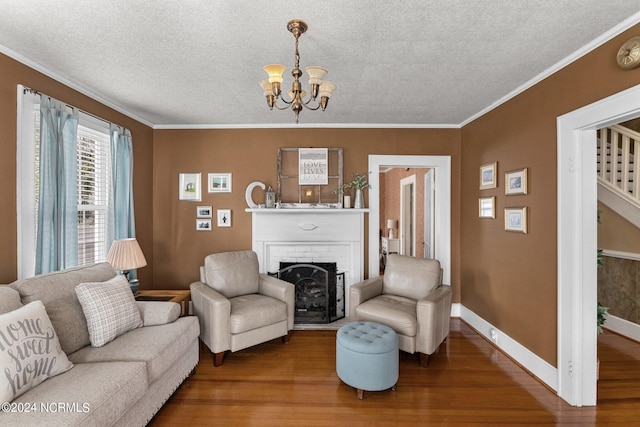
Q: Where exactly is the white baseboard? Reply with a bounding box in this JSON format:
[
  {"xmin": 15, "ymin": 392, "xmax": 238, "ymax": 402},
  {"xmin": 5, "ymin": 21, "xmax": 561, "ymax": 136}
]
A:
[
  {"xmin": 460, "ymin": 305, "xmax": 558, "ymax": 392},
  {"xmin": 451, "ymin": 302, "xmax": 461, "ymax": 317},
  {"xmin": 604, "ymin": 314, "xmax": 640, "ymax": 342}
]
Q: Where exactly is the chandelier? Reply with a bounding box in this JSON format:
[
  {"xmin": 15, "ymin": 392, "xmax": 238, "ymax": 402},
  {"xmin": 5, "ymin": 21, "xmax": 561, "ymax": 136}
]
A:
[{"xmin": 259, "ymin": 19, "xmax": 336, "ymax": 124}]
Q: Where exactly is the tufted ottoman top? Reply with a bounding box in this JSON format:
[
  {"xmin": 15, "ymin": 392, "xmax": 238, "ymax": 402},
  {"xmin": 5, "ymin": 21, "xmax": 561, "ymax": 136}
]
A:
[{"xmin": 337, "ymin": 321, "xmax": 398, "ymax": 354}]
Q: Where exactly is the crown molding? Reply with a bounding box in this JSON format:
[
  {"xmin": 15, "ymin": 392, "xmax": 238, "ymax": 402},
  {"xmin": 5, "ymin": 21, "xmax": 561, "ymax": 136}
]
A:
[
  {"xmin": 152, "ymin": 122, "xmax": 461, "ymax": 130},
  {"xmin": 0, "ymin": 44, "xmax": 154, "ymax": 128},
  {"xmin": 460, "ymin": 11, "xmax": 640, "ymax": 128}
]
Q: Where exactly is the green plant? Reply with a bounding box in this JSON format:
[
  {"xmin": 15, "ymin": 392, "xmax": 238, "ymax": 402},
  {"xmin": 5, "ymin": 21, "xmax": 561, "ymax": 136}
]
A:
[
  {"xmin": 597, "ymin": 302, "xmax": 609, "ymax": 334},
  {"xmin": 334, "ymin": 172, "xmax": 371, "ymax": 194},
  {"xmin": 596, "ymin": 208, "xmax": 608, "ymax": 333}
]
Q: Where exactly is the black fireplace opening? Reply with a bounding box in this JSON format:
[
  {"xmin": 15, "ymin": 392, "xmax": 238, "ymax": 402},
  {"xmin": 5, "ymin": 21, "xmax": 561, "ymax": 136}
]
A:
[{"xmin": 272, "ymin": 262, "xmax": 344, "ymax": 324}]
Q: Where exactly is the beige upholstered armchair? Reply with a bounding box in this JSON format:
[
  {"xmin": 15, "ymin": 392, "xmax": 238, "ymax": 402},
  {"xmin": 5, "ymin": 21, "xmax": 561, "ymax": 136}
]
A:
[
  {"xmin": 349, "ymin": 254, "xmax": 452, "ymax": 367},
  {"xmin": 190, "ymin": 250, "xmax": 294, "ymax": 366}
]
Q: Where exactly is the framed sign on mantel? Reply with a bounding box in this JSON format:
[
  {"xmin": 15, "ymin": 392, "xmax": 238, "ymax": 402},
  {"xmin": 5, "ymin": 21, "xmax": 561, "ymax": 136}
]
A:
[{"xmin": 277, "ymin": 147, "xmax": 343, "ymax": 205}]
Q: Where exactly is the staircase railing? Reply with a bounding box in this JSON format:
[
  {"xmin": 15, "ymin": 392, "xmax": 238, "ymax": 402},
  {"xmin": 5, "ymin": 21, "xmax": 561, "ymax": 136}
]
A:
[{"xmin": 597, "ymin": 124, "xmax": 640, "ymax": 205}]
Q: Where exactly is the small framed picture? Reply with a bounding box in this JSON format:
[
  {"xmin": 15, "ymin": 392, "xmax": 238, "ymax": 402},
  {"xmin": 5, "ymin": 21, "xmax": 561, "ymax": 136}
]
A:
[
  {"xmin": 479, "ymin": 162, "xmax": 497, "ymax": 190},
  {"xmin": 217, "ymin": 209, "xmax": 231, "ymax": 227},
  {"xmin": 479, "ymin": 196, "xmax": 495, "ymax": 218},
  {"xmin": 504, "ymin": 207, "xmax": 528, "ymax": 234},
  {"xmin": 179, "ymin": 173, "xmax": 202, "ymax": 201},
  {"xmin": 208, "ymin": 173, "xmax": 232, "ymax": 193},
  {"xmin": 196, "ymin": 206, "xmax": 212, "ymax": 218},
  {"xmin": 505, "ymin": 168, "xmax": 528, "ymax": 195},
  {"xmin": 196, "ymin": 219, "xmax": 212, "ymax": 231}
]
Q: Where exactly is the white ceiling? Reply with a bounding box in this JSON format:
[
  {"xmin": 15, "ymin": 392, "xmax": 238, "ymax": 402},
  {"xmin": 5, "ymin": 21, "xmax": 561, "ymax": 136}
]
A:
[{"xmin": 1, "ymin": 1, "xmax": 640, "ymax": 128}]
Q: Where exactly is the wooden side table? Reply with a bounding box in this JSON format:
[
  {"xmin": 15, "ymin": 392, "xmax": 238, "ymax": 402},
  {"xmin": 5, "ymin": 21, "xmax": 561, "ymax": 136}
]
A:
[{"xmin": 136, "ymin": 290, "xmax": 191, "ymax": 317}]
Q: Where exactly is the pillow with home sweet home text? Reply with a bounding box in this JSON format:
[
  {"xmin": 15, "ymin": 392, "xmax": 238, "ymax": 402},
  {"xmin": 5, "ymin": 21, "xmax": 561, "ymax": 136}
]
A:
[{"xmin": 0, "ymin": 300, "xmax": 74, "ymax": 402}]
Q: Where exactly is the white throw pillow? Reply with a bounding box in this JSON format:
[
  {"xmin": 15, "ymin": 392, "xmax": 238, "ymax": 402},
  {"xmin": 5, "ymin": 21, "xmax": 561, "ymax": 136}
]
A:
[
  {"xmin": 75, "ymin": 275, "xmax": 143, "ymax": 347},
  {"xmin": 0, "ymin": 300, "xmax": 74, "ymax": 403}
]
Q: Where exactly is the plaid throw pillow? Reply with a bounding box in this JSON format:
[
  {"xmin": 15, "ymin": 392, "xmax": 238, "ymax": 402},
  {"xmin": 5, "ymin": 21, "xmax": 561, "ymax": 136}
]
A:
[{"xmin": 75, "ymin": 275, "xmax": 143, "ymax": 347}]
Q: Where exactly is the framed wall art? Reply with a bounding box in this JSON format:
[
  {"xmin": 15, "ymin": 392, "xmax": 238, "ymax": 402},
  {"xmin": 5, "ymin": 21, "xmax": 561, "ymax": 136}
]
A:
[
  {"xmin": 479, "ymin": 196, "xmax": 495, "ymax": 218},
  {"xmin": 196, "ymin": 219, "xmax": 211, "ymax": 231},
  {"xmin": 179, "ymin": 173, "xmax": 202, "ymax": 201},
  {"xmin": 217, "ymin": 209, "xmax": 231, "ymax": 227},
  {"xmin": 504, "ymin": 207, "xmax": 528, "ymax": 234},
  {"xmin": 479, "ymin": 162, "xmax": 497, "ymax": 190},
  {"xmin": 196, "ymin": 206, "xmax": 212, "ymax": 218},
  {"xmin": 505, "ymin": 168, "xmax": 528, "ymax": 195},
  {"xmin": 208, "ymin": 173, "xmax": 232, "ymax": 193}
]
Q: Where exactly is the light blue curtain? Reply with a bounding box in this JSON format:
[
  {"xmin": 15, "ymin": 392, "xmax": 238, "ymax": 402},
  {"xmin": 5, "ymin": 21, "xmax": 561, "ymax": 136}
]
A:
[
  {"xmin": 36, "ymin": 97, "xmax": 79, "ymax": 274},
  {"xmin": 107, "ymin": 125, "xmax": 137, "ymax": 276}
]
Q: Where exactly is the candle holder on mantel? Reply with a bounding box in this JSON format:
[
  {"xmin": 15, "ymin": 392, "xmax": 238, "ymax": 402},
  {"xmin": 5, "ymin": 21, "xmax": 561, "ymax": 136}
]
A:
[{"xmin": 265, "ymin": 186, "xmax": 275, "ymax": 208}]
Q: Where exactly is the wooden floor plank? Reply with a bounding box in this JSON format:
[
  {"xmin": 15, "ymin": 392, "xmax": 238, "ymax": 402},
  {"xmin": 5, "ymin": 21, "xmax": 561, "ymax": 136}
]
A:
[{"xmin": 148, "ymin": 320, "xmax": 640, "ymax": 426}]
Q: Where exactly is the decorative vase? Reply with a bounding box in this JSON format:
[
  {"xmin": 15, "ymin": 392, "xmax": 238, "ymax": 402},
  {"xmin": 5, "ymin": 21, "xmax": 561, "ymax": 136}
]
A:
[{"xmin": 354, "ymin": 189, "xmax": 364, "ymax": 209}]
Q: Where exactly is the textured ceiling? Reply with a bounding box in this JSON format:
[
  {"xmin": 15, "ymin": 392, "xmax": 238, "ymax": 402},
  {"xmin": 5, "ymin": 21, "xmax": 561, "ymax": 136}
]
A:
[{"xmin": 1, "ymin": 1, "xmax": 640, "ymax": 128}]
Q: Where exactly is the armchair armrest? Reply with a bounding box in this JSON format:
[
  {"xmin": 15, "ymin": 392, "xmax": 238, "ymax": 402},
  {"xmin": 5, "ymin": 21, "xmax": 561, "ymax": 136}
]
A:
[
  {"xmin": 349, "ymin": 276, "xmax": 384, "ymax": 319},
  {"xmin": 416, "ymin": 285, "xmax": 452, "ymax": 355},
  {"xmin": 259, "ymin": 274, "xmax": 295, "ymax": 330},
  {"xmin": 136, "ymin": 301, "xmax": 180, "ymax": 326},
  {"xmin": 190, "ymin": 281, "xmax": 231, "ymax": 353}
]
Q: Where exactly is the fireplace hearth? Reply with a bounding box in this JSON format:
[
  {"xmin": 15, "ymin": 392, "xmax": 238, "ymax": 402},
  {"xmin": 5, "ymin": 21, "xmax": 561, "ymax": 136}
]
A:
[{"xmin": 273, "ymin": 262, "xmax": 344, "ymax": 324}]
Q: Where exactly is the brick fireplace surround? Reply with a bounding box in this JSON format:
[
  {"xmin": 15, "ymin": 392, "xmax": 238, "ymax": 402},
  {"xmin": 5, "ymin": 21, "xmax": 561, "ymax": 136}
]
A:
[{"xmin": 247, "ymin": 208, "xmax": 368, "ymax": 317}]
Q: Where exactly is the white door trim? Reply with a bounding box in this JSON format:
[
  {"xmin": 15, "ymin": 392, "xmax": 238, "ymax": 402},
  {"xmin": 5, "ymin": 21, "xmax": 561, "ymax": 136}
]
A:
[
  {"xmin": 368, "ymin": 155, "xmax": 451, "ymax": 283},
  {"xmin": 557, "ymin": 83, "xmax": 640, "ymax": 406}
]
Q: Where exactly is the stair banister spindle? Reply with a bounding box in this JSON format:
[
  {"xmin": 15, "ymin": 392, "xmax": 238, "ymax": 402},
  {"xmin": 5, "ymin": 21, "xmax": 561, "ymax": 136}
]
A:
[
  {"xmin": 612, "ymin": 130, "xmax": 620, "ymax": 190},
  {"xmin": 634, "ymin": 138, "xmax": 639, "ymax": 198}
]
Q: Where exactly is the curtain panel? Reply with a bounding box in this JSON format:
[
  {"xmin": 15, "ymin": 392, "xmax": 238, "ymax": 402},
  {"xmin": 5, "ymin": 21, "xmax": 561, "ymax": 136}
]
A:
[{"xmin": 36, "ymin": 97, "xmax": 79, "ymax": 274}]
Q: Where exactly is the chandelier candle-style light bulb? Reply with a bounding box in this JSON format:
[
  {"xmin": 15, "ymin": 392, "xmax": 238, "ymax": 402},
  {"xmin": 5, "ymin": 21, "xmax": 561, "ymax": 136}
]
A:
[{"xmin": 260, "ymin": 19, "xmax": 336, "ymax": 123}]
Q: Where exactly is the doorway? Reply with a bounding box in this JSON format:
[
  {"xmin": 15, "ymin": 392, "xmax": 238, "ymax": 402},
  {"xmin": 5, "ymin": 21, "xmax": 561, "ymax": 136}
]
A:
[
  {"xmin": 368, "ymin": 155, "xmax": 451, "ymax": 282},
  {"xmin": 557, "ymin": 83, "xmax": 640, "ymax": 406}
]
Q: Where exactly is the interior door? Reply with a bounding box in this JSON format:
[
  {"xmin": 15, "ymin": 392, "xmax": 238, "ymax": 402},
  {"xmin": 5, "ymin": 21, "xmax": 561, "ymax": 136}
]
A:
[{"xmin": 400, "ymin": 175, "xmax": 416, "ymax": 256}]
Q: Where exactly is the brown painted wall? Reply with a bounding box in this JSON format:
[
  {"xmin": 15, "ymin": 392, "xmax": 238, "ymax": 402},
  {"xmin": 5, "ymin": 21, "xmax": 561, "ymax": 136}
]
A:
[
  {"xmin": 152, "ymin": 128, "xmax": 461, "ymax": 298},
  {"xmin": 0, "ymin": 53, "xmax": 154, "ymax": 285},
  {"xmin": 460, "ymin": 24, "xmax": 640, "ymax": 366}
]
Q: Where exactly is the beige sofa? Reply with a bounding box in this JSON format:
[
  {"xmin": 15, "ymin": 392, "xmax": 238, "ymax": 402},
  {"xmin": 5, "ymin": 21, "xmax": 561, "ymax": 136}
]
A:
[{"xmin": 0, "ymin": 263, "xmax": 200, "ymax": 427}]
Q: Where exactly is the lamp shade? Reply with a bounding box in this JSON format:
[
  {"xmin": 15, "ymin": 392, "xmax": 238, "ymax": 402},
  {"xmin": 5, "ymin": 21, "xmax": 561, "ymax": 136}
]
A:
[
  {"xmin": 263, "ymin": 64, "xmax": 286, "ymax": 83},
  {"xmin": 259, "ymin": 79, "xmax": 274, "ymax": 96},
  {"xmin": 387, "ymin": 219, "xmax": 397, "ymax": 229},
  {"xmin": 107, "ymin": 238, "xmax": 147, "ymax": 271},
  {"xmin": 305, "ymin": 66, "xmax": 328, "ymax": 85},
  {"xmin": 319, "ymin": 81, "xmax": 336, "ymax": 98}
]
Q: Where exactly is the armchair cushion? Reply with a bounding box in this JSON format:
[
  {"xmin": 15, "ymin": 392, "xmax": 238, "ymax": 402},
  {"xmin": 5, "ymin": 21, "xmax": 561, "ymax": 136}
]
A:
[
  {"xmin": 204, "ymin": 251, "xmax": 259, "ymax": 298},
  {"xmin": 354, "ymin": 294, "xmax": 417, "ymax": 336},
  {"xmin": 230, "ymin": 294, "xmax": 287, "ymax": 334},
  {"xmin": 382, "ymin": 255, "xmax": 441, "ymax": 300}
]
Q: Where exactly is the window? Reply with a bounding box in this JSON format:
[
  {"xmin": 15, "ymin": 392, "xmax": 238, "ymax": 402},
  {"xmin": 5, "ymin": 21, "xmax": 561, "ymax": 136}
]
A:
[
  {"xmin": 76, "ymin": 117, "xmax": 111, "ymax": 266},
  {"xmin": 17, "ymin": 86, "xmax": 113, "ymax": 278}
]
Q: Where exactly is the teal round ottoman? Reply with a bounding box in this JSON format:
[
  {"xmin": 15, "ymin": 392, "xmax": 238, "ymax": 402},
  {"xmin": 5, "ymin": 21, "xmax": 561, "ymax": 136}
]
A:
[{"xmin": 336, "ymin": 321, "xmax": 399, "ymax": 399}]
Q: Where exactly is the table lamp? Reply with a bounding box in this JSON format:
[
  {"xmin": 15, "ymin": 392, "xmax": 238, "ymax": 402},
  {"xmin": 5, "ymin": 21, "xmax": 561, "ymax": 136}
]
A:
[
  {"xmin": 107, "ymin": 238, "xmax": 147, "ymax": 294},
  {"xmin": 387, "ymin": 219, "xmax": 397, "ymax": 239}
]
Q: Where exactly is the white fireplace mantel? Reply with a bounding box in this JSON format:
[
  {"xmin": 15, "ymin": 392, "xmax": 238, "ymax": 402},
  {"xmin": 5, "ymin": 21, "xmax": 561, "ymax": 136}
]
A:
[{"xmin": 247, "ymin": 208, "xmax": 368, "ymax": 313}]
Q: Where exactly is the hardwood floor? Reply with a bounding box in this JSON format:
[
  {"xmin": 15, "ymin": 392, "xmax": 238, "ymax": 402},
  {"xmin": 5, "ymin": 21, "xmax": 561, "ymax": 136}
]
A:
[{"xmin": 149, "ymin": 319, "xmax": 640, "ymax": 426}]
